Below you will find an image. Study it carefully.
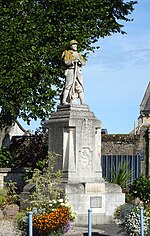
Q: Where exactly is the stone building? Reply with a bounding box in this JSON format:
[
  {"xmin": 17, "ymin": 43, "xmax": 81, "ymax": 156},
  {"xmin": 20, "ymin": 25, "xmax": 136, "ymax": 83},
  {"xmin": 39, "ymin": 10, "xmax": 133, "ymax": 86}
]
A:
[
  {"xmin": 136, "ymin": 81, "xmax": 150, "ymax": 176},
  {"xmin": 101, "ymin": 82, "xmax": 150, "ymax": 178}
]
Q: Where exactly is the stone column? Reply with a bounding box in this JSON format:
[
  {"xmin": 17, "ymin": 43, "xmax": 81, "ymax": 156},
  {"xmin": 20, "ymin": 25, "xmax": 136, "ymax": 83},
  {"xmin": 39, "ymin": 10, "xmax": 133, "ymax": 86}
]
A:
[{"xmin": 45, "ymin": 104, "xmax": 102, "ymax": 183}]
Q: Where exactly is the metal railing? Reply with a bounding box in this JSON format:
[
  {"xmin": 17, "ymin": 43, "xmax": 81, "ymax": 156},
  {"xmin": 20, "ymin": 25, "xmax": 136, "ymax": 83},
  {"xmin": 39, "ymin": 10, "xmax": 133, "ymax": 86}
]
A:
[{"xmin": 102, "ymin": 154, "xmax": 141, "ymax": 182}]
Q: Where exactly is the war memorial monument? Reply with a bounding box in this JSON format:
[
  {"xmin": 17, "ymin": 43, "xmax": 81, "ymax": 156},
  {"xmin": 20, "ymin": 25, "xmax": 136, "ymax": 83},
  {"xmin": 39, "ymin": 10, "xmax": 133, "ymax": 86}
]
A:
[{"xmin": 45, "ymin": 40, "xmax": 125, "ymax": 225}]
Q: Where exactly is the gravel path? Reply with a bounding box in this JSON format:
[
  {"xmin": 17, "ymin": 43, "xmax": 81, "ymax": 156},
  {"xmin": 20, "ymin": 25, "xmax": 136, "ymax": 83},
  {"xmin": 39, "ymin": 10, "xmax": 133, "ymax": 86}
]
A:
[{"xmin": 0, "ymin": 220, "xmax": 21, "ymax": 236}]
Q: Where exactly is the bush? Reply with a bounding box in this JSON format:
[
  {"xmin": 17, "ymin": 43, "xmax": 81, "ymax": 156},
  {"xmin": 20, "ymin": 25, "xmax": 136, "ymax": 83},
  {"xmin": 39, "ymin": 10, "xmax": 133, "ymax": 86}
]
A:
[
  {"xmin": 114, "ymin": 204, "xmax": 150, "ymax": 236},
  {"xmin": 5, "ymin": 180, "xmax": 20, "ymax": 205},
  {"xmin": 14, "ymin": 211, "xmax": 26, "ymax": 231},
  {"xmin": 129, "ymin": 175, "xmax": 150, "ymax": 205},
  {"xmin": 114, "ymin": 203, "xmax": 134, "ymax": 223},
  {"xmin": 1, "ymin": 132, "xmax": 48, "ymax": 169},
  {"xmin": 0, "ymin": 188, "xmax": 7, "ymax": 206},
  {"xmin": 0, "ymin": 181, "xmax": 20, "ymax": 207},
  {"xmin": 0, "ymin": 146, "xmax": 13, "ymax": 167},
  {"xmin": 26, "ymin": 152, "xmax": 63, "ymax": 209},
  {"xmin": 110, "ymin": 161, "xmax": 133, "ymax": 190},
  {"xmin": 9, "ymin": 134, "xmax": 48, "ymax": 168},
  {"xmin": 124, "ymin": 207, "xmax": 149, "ymax": 236}
]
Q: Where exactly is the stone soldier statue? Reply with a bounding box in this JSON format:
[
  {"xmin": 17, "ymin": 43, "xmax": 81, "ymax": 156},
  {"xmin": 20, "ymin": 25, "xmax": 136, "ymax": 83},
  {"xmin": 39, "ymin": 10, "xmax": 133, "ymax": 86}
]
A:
[{"xmin": 61, "ymin": 40, "xmax": 86, "ymax": 105}]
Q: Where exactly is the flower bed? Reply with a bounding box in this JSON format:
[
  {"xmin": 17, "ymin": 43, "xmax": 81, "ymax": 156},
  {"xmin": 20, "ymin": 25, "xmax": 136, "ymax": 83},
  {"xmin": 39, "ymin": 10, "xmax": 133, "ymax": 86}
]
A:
[
  {"xmin": 114, "ymin": 203, "xmax": 150, "ymax": 236},
  {"xmin": 31, "ymin": 199, "xmax": 76, "ymax": 236},
  {"xmin": 33, "ymin": 207, "xmax": 70, "ymax": 235}
]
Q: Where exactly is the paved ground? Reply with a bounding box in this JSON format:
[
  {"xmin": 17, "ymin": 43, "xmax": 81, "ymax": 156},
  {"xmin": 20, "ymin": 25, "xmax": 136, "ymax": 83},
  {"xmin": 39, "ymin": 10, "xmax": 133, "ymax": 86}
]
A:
[
  {"xmin": 0, "ymin": 220, "xmax": 124, "ymax": 236},
  {"xmin": 66, "ymin": 224, "xmax": 124, "ymax": 236},
  {"xmin": 92, "ymin": 224, "xmax": 124, "ymax": 236}
]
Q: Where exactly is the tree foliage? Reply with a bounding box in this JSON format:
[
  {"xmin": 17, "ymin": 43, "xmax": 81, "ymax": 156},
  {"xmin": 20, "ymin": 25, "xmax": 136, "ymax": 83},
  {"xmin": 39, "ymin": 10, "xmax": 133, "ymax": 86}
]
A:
[
  {"xmin": 9, "ymin": 133, "xmax": 48, "ymax": 168},
  {"xmin": 0, "ymin": 0, "xmax": 137, "ymax": 127},
  {"xmin": 0, "ymin": 146, "xmax": 13, "ymax": 167}
]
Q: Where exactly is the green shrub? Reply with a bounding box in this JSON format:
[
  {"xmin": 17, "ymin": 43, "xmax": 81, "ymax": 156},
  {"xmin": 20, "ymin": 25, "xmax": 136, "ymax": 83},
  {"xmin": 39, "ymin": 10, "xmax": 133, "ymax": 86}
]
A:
[
  {"xmin": 0, "ymin": 188, "xmax": 7, "ymax": 206},
  {"xmin": 9, "ymin": 134, "xmax": 48, "ymax": 168},
  {"xmin": 0, "ymin": 146, "xmax": 13, "ymax": 167},
  {"xmin": 5, "ymin": 180, "xmax": 20, "ymax": 205},
  {"xmin": 110, "ymin": 161, "xmax": 133, "ymax": 190},
  {"xmin": 129, "ymin": 175, "xmax": 150, "ymax": 204},
  {"xmin": 124, "ymin": 207, "xmax": 149, "ymax": 236},
  {"xmin": 147, "ymin": 220, "xmax": 150, "ymax": 236},
  {"xmin": 114, "ymin": 203, "xmax": 134, "ymax": 221},
  {"xmin": 26, "ymin": 152, "xmax": 63, "ymax": 209},
  {"xmin": 114, "ymin": 204, "xmax": 150, "ymax": 236},
  {"xmin": 14, "ymin": 211, "xmax": 28, "ymax": 236},
  {"xmin": 0, "ymin": 181, "xmax": 20, "ymax": 206},
  {"xmin": 14, "ymin": 211, "xmax": 26, "ymax": 231}
]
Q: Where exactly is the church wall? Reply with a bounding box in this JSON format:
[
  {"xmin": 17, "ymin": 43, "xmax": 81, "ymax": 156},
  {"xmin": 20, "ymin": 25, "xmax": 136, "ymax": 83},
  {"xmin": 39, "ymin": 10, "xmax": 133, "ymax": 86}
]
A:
[
  {"xmin": 102, "ymin": 134, "xmax": 135, "ymax": 156},
  {"xmin": 102, "ymin": 131, "xmax": 149, "ymax": 178}
]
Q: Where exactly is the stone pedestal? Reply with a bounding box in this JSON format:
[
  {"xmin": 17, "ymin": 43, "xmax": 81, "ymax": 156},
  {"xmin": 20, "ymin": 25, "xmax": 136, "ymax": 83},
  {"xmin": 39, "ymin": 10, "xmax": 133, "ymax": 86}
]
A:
[
  {"xmin": 45, "ymin": 104, "xmax": 102, "ymax": 183},
  {"xmin": 62, "ymin": 182, "xmax": 125, "ymax": 225},
  {"xmin": 45, "ymin": 104, "xmax": 125, "ymax": 225}
]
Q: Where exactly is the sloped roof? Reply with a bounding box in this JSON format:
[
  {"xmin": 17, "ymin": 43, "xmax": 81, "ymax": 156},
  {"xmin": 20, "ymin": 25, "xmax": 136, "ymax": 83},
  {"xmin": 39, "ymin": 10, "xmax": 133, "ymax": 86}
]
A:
[
  {"xmin": 140, "ymin": 82, "xmax": 150, "ymax": 114},
  {"xmin": 16, "ymin": 120, "xmax": 26, "ymax": 132}
]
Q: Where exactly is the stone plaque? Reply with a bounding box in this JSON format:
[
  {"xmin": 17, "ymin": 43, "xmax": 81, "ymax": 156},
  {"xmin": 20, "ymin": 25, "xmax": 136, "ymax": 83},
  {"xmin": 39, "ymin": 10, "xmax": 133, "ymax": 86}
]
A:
[
  {"xmin": 90, "ymin": 196, "xmax": 102, "ymax": 208},
  {"xmin": 85, "ymin": 183, "xmax": 105, "ymax": 193}
]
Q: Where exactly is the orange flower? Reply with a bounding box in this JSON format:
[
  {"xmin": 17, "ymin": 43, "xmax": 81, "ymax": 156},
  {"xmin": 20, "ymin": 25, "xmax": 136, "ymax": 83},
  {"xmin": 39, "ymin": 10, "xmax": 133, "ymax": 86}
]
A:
[{"xmin": 33, "ymin": 207, "xmax": 70, "ymax": 234}]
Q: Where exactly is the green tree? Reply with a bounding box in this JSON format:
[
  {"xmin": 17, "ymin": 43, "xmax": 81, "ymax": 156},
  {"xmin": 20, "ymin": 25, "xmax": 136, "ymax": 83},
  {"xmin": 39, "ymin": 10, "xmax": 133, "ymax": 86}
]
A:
[{"xmin": 0, "ymin": 0, "xmax": 137, "ymax": 127}]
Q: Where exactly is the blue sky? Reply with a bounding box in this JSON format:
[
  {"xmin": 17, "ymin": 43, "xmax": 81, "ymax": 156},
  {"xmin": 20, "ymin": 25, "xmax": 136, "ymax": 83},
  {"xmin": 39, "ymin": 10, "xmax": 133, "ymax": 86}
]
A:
[
  {"xmin": 20, "ymin": 0, "xmax": 150, "ymax": 134},
  {"xmin": 84, "ymin": 0, "xmax": 150, "ymax": 134}
]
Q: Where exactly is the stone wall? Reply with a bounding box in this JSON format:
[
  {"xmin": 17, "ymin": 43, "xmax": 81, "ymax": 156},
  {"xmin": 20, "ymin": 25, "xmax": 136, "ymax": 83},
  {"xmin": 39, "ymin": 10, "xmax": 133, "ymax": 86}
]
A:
[
  {"xmin": 102, "ymin": 134, "xmax": 136, "ymax": 156},
  {"xmin": 0, "ymin": 168, "xmax": 27, "ymax": 192},
  {"xmin": 101, "ymin": 130, "xmax": 150, "ymax": 177}
]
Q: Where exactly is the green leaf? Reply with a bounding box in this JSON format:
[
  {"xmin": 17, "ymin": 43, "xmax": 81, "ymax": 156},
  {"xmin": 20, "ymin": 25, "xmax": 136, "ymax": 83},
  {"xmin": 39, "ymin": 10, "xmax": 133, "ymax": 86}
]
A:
[{"xmin": 0, "ymin": 0, "xmax": 137, "ymax": 127}]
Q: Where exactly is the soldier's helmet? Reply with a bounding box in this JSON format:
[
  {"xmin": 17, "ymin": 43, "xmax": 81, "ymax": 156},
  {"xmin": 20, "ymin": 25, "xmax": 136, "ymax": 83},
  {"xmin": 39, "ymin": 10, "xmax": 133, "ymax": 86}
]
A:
[{"xmin": 70, "ymin": 40, "xmax": 78, "ymax": 46}]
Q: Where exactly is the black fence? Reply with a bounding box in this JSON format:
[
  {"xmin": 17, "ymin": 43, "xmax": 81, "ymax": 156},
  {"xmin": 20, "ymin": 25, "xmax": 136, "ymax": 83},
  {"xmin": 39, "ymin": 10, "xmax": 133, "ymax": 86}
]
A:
[{"xmin": 101, "ymin": 155, "xmax": 141, "ymax": 183}]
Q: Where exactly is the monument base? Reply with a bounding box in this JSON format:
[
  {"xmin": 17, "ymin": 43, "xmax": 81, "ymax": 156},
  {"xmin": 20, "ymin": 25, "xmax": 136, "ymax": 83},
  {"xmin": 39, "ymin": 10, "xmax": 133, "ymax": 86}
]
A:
[
  {"xmin": 45, "ymin": 104, "xmax": 125, "ymax": 225},
  {"xmin": 45, "ymin": 104, "xmax": 103, "ymax": 183},
  {"xmin": 61, "ymin": 182, "xmax": 125, "ymax": 225}
]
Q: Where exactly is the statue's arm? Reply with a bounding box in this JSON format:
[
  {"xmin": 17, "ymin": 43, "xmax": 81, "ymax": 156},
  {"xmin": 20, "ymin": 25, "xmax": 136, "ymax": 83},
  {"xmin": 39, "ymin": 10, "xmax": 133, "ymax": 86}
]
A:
[
  {"xmin": 78, "ymin": 54, "xmax": 86, "ymax": 66},
  {"xmin": 61, "ymin": 50, "xmax": 74, "ymax": 66}
]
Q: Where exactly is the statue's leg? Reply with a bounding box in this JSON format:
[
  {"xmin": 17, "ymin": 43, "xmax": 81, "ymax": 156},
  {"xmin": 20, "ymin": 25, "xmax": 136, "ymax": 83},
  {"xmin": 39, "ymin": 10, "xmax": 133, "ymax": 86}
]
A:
[
  {"xmin": 62, "ymin": 71, "xmax": 74, "ymax": 104},
  {"xmin": 79, "ymin": 91, "xmax": 84, "ymax": 104},
  {"xmin": 76, "ymin": 73, "xmax": 84, "ymax": 104},
  {"xmin": 62, "ymin": 89, "xmax": 69, "ymax": 104}
]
